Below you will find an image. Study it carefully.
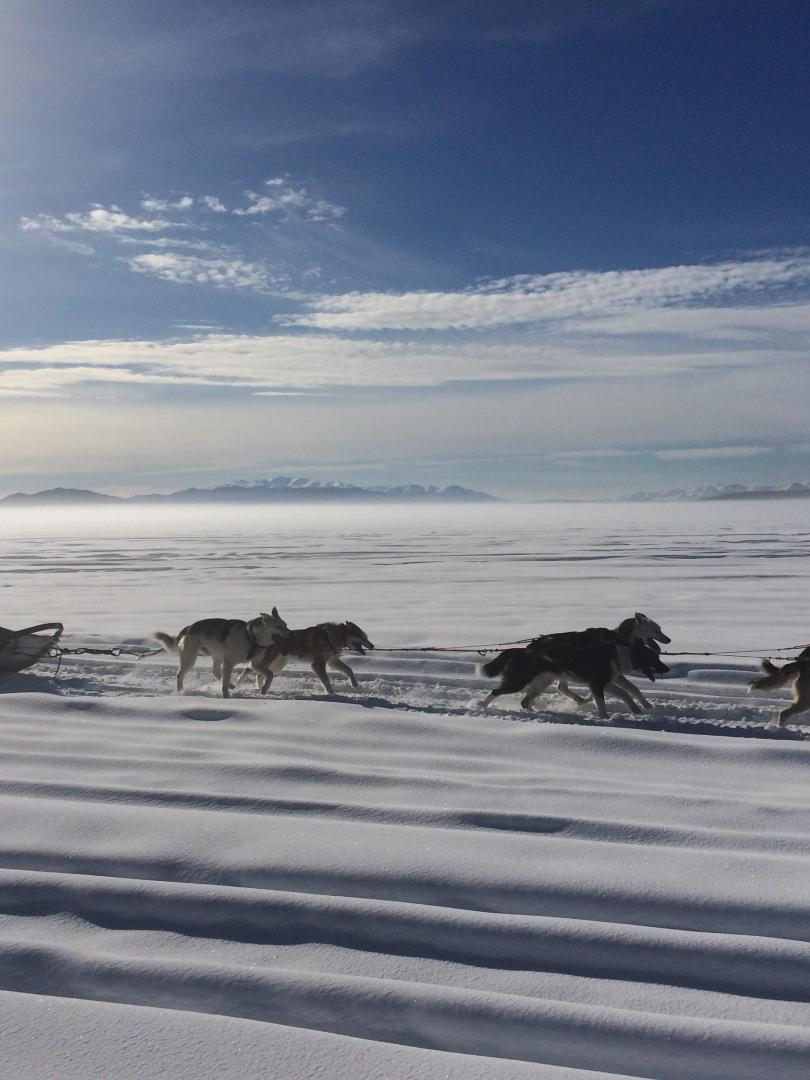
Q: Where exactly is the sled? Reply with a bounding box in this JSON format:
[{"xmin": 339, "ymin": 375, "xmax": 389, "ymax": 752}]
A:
[{"xmin": 0, "ymin": 622, "xmax": 64, "ymax": 674}]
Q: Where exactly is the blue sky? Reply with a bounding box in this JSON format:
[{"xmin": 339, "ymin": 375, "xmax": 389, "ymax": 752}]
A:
[{"xmin": 2, "ymin": 0, "xmax": 810, "ymax": 498}]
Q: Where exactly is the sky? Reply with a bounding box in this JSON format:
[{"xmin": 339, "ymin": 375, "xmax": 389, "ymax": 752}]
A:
[{"xmin": 1, "ymin": 0, "xmax": 809, "ymax": 499}]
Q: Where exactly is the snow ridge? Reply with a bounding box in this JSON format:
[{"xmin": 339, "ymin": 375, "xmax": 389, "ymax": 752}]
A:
[
  {"xmin": 1, "ymin": 502, "xmax": 809, "ymax": 1078},
  {"xmin": 1, "ymin": 651, "xmax": 809, "ymax": 1079}
]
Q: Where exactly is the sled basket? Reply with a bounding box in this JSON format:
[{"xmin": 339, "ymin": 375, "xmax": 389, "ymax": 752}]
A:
[{"xmin": 0, "ymin": 622, "xmax": 64, "ymax": 673}]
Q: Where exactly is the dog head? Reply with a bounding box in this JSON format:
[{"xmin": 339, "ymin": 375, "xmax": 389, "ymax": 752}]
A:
[
  {"xmin": 617, "ymin": 612, "xmax": 671, "ymax": 645},
  {"xmin": 255, "ymin": 608, "xmax": 290, "ymax": 646},
  {"xmin": 343, "ymin": 622, "xmax": 374, "ymax": 654},
  {"xmin": 631, "ymin": 639, "xmax": 670, "ymax": 681}
]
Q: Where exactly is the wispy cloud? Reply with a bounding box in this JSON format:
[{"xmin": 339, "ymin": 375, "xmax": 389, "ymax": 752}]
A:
[
  {"xmin": 19, "ymin": 180, "xmax": 345, "ymax": 295},
  {"xmin": 11, "ymin": 230, "xmax": 810, "ymax": 397},
  {"xmin": 2, "ymin": 0, "xmax": 682, "ymax": 114},
  {"xmin": 20, "ymin": 205, "xmax": 176, "ymax": 236},
  {"xmin": 0, "ymin": 332, "xmax": 797, "ymax": 400},
  {"xmin": 286, "ymin": 256, "xmax": 810, "ymax": 331},
  {"xmin": 566, "ymin": 302, "xmax": 810, "ymax": 340},
  {"xmin": 0, "ymin": 364, "xmax": 233, "ymax": 398},
  {"xmin": 655, "ymin": 446, "xmax": 774, "ymax": 461},
  {"xmin": 200, "ymin": 195, "xmax": 227, "ymax": 213},
  {"xmin": 550, "ymin": 448, "xmax": 637, "ymax": 460},
  {"xmin": 128, "ymin": 253, "xmax": 285, "ymax": 292},
  {"xmin": 234, "ymin": 178, "xmax": 346, "ymax": 223},
  {"xmin": 140, "ymin": 195, "xmax": 195, "ymax": 212}
]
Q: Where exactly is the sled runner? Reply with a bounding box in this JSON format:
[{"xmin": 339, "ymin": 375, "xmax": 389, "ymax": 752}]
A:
[{"xmin": 0, "ymin": 622, "xmax": 64, "ymax": 674}]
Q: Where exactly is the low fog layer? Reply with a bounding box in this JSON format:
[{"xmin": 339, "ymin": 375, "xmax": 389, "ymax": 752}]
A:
[{"xmin": 1, "ymin": 500, "xmax": 808, "ymax": 652}]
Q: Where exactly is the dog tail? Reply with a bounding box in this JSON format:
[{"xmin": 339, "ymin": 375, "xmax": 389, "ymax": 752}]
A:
[
  {"xmin": 153, "ymin": 631, "xmax": 179, "ymax": 654},
  {"xmin": 749, "ymin": 658, "xmax": 797, "ymax": 692},
  {"xmin": 476, "ymin": 650, "xmax": 515, "ymax": 679}
]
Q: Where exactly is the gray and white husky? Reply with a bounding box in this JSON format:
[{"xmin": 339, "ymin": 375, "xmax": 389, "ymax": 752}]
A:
[
  {"xmin": 154, "ymin": 608, "xmax": 290, "ymax": 698},
  {"xmin": 235, "ymin": 620, "xmax": 374, "ymax": 695},
  {"xmin": 476, "ymin": 613, "xmax": 671, "ymax": 717},
  {"xmin": 749, "ymin": 647, "xmax": 810, "ymax": 728}
]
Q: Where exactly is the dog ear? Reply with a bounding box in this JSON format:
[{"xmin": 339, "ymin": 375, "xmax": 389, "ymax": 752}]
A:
[
  {"xmin": 259, "ymin": 612, "xmax": 270, "ymax": 619},
  {"xmin": 272, "ymin": 606, "xmax": 279, "ymax": 618},
  {"xmin": 635, "ymin": 612, "xmax": 647, "ymax": 621}
]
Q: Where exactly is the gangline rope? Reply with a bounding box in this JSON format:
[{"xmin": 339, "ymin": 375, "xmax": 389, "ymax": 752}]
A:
[{"xmin": 46, "ymin": 639, "xmax": 810, "ymax": 664}]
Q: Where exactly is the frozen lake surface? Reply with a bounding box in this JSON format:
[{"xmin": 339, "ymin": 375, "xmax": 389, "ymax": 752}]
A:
[
  {"xmin": 2, "ymin": 499, "xmax": 809, "ymax": 651},
  {"xmin": 1, "ymin": 501, "xmax": 809, "ymax": 1078}
]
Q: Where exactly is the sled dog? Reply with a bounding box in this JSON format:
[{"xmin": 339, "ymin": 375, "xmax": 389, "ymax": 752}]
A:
[
  {"xmin": 749, "ymin": 647, "xmax": 810, "ymax": 728},
  {"xmin": 543, "ymin": 613, "xmax": 670, "ymax": 710},
  {"xmin": 476, "ymin": 613, "xmax": 670, "ymax": 718},
  {"xmin": 236, "ymin": 621, "xmax": 374, "ymax": 695},
  {"xmin": 154, "ymin": 609, "xmax": 290, "ymax": 698}
]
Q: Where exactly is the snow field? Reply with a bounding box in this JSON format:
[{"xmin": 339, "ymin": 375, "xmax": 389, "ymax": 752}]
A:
[{"xmin": 1, "ymin": 501, "xmax": 809, "ymax": 1077}]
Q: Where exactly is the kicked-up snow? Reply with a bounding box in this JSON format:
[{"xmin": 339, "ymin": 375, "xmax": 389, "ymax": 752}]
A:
[{"xmin": 1, "ymin": 501, "xmax": 809, "ymax": 1079}]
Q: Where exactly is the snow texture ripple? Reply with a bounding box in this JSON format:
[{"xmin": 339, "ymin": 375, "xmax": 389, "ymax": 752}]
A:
[{"xmin": 0, "ymin": 502, "xmax": 809, "ymax": 1079}]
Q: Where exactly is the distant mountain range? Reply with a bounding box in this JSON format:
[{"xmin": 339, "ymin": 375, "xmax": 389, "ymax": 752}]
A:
[
  {"xmin": 0, "ymin": 476, "xmax": 497, "ymax": 506},
  {"xmin": 621, "ymin": 482, "xmax": 810, "ymax": 502}
]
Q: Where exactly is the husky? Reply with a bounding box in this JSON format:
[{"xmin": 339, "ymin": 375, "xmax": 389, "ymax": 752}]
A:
[
  {"xmin": 235, "ymin": 621, "xmax": 374, "ymax": 695},
  {"xmin": 154, "ymin": 609, "xmax": 290, "ymax": 698},
  {"xmin": 749, "ymin": 647, "xmax": 810, "ymax": 728},
  {"xmin": 546, "ymin": 613, "xmax": 670, "ymax": 711},
  {"xmin": 476, "ymin": 637, "xmax": 668, "ymax": 718},
  {"xmin": 475, "ymin": 613, "xmax": 670, "ymax": 717}
]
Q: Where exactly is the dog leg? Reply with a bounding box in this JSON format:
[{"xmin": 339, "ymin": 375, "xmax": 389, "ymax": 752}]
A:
[
  {"xmin": 253, "ymin": 660, "xmax": 275, "ymax": 695},
  {"xmin": 328, "ymin": 657, "xmax": 358, "ymax": 687},
  {"xmin": 312, "ymin": 661, "xmax": 334, "ymax": 695},
  {"xmin": 590, "ymin": 685, "xmax": 609, "ymax": 719},
  {"xmin": 213, "ymin": 657, "xmax": 236, "ymax": 690},
  {"xmin": 475, "ymin": 690, "xmax": 496, "ymax": 709},
  {"xmin": 606, "ymin": 681, "xmax": 643, "ymax": 714},
  {"xmin": 231, "ymin": 666, "xmax": 250, "ymax": 688},
  {"xmin": 556, "ymin": 678, "xmax": 590, "ymax": 705},
  {"xmin": 220, "ymin": 658, "xmax": 235, "ymax": 699},
  {"xmin": 176, "ymin": 644, "xmax": 199, "ymax": 693},
  {"xmin": 475, "ymin": 684, "xmax": 520, "ymax": 709},
  {"xmin": 613, "ymin": 674, "xmax": 650, "ymax": 711},
  {"xmin": 775, "ymin": 701, "xmax": 808, "ymax": 729},
  {"xmin": 255, "ymin": 654, "xmax": 287, "ymax": 692},
  {"xmin": 521, "ymin": 672, "xmax": 555, "ymax": 710}
]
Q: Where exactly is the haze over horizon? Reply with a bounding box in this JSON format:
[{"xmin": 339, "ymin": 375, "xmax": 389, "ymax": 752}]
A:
[{"xmin": 2, "ymin": 0, "xmax": 809, "ymax": 499}]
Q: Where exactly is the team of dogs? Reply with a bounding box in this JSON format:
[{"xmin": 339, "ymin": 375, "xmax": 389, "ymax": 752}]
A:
[{"xmin": 153, "ymin": 610, "xmax": 810, "ymax": 729}]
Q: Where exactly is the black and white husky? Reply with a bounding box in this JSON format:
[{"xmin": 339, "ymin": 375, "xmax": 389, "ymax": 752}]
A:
[
  {"xmin": 749, "ymin": 647, "xmax": 810, "ymax": 728},
  {"xmin": 475, "ymin": 613, "xmax": 670, "ymax": 718},
  {"xmin": 154, "ymin": 609, "xmax": 290, "ymax": 698}
]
